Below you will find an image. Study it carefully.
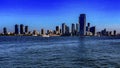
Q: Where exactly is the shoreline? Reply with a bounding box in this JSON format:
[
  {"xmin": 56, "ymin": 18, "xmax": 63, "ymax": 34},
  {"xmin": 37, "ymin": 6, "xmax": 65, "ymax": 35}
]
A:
[{"xmin": 0, "ymin": 35, "xmax": 119, "ymax": 37}]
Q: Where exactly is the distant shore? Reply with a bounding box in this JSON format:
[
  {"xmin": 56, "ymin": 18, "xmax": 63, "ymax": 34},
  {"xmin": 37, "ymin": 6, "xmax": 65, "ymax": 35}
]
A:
[{"xmin": 0, "ymin": 34, "xmax": 119, "ymax": 37}]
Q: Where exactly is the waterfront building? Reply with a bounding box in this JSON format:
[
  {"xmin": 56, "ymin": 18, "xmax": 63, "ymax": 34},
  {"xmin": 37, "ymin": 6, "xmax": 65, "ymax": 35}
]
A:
[
  {"xmin": 71, "ymin": 23, "xmax": 75, "ymax": 36},
  {"xmin": 15, "ymin": 24, "xmax": 19, "ymax": 34},
  {"xmin": 79, "ymin": 14, "xmax": 86, "ymax": 36},
  {"xmin": 86, "ymin": 23, "xmax": 90, "ymax": 32},
  {"xmin": 90, "ymin": 26, "xmax": 96, "ymax": 36},
  {"xmin": 25, "ymin": 26, "xmax": 28, "ymax": 33},
  {"xmin": 41, "ymin": 29, "xmax": 45, "ymax": 35},
  {"xmin": 109, "ymin": 31, "xmax": 112, "ymax": 36},
  {"xmin": 33, "ymin": 30, "xmax": 38, "ymax": 36},
  {"xmin": 76, "ymin": 23, "xmax": 79, "ymax": 35},
  {"xmin": 53, "ymin": 30, "xmax": 56, "ymax": 34},
  {"xmin": 60, "ymin": 29, "xmax": 62, "ymax": 34},
  {"xmin": 20, "ymin": 24, "xmax": 24, "ymax": 34},
  {"xmin": 3, "ymin": 27, "xmax": 7, "ymax": 35},
  {"xmin": 113, "ymin": 30, "xmax": 116, "ymax": 36},
  {"xmin": 47, "ymin": 30, "xmax": 50, "ymax": 35},
  {"xmin": 101, "ymin": 29, "xmax": 109, "ymax": 36},
  {"xmin": 56, "ymin": 26, "xmax": 60, "ymax": 35},
  {"xmin": 28, "ymin": 31, "xmax": 32, "ymax": 35},
  {"xmin": 62, "ymin": 23, "xmax": 66, "ymax": 35},
  {"xmin": 65, "ymin": 25, "xmax": 70, "ymax": 36}
]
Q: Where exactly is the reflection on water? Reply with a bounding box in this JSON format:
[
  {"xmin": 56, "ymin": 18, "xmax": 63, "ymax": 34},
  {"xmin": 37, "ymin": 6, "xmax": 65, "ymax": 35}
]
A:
[{"xmin": 0, "ymin": 36, "xmax": 120, "ymax": 67}]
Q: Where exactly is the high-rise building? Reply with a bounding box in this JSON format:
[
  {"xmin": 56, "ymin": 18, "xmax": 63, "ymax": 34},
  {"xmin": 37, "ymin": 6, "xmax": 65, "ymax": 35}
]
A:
[
  {"xmin": 56, "ymin": 26, "xmax": 60, "ymax": 34},
  {"xmin": 101, "ymin": 29, "xmax": 107, "ymax": 36},
  {"xmin": 33, "ymin": 30, "xmax": 38, "ymax": 35},
  {"xmin": 60, "ymin": 28, "xmax": 62, "ymax": 34},
  {"xmin": 20, "ymin": 24, "xmax": 24, "ymax": 34},
  {"xmin": 62, "ymin": 23, "xmax": 66, "ymax": 35},
  {"xmin": 25, "ymin": 26, "xmax": 28, "ymax": 33},
  {"xmin": 76, "ymin": 23, "xmax": 79, "ymax": 33},
  {"xmin": 41, "ymin": 29, "xmax": 45, "ymax": 35},
  {"xmin": 65, "ymin": 25, "xmax": 70, "ymax": 36},
  {"xmin": 47, "ymin": 30, "xmax": 50, "ymax": 35},
  {"xmin": 15, "ymin": 24, "xmax": 19, "ymax": 34},
  {"xmin": 90, "ymin": 26, "xmax": 96, "ymax": 36},
  {"xmin": 113, "ymin": 30, "xmax": 116, "ymax": 36},
  {"xmin": 86, "ymin": 23, "xmax": 90, "ymax": 32},
  {"xmin": 79, "ymin": 14, "xmax": 86, "ymax": 36},
  {"xmin": 87, "ymin": 23, "xmax": 90, "ymax": 27},
  {"xmin": 3, "ymin": 27, "xmax": 7, "ymax": 35},
  {"xmin": 71, "ymin": 23, "xmax": 75, "ymax": 36}
]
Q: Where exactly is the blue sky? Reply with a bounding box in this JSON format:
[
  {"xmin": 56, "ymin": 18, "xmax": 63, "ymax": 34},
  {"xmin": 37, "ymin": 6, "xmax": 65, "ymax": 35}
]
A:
[{"xmin": 0, "ymin": 0, "xmax": 120, "ymax": 32}]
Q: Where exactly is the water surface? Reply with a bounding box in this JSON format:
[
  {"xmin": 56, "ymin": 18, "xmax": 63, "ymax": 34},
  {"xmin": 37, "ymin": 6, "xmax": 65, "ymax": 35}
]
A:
[{"xmin": 0, "ymin": 36, "xmax": 120, "ymax": 68}]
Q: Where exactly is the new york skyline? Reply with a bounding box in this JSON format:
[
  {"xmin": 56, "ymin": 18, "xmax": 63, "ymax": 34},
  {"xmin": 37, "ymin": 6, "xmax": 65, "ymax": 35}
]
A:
[
  {"xmin": 1, "ymin": 14, "xmax": 118, "ymax": 37},
  {"xmin": 0, "ymin": 0, "xmax": 120, "ymax": 32}
]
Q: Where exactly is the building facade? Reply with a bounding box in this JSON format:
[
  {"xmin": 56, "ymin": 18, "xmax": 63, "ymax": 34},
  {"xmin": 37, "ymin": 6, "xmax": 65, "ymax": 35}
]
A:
[
  {"xmin": 79, "ymin": 14, "xmax": 86, "ymax": 36},
  {"xmin": 62, "ymin": 23, "xmax": 66, "ymax": 35},
  {"xmin": 15, "ymin": 24, "xmax": 19, "ymax": 34},
  {"xmin": 20, "ymin": 24, "xmax": 24, "ymax": 34}
]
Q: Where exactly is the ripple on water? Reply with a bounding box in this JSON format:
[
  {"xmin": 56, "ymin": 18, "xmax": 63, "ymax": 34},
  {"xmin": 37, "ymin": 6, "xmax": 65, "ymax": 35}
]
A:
[{"xmin": 0, "ymin": 36, "xmax": 120, "ymax": 67}]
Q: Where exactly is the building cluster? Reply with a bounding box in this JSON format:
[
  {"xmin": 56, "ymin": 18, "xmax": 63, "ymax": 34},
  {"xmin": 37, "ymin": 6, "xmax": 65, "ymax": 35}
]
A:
[
  {"xmin": 97, "ymin": 29, "xmax": 117, "ymax": 36},
  {"xmin": 2, "ymin": 24, "xmax": 30, "ymax": 36},
  {"xmin": 0, "ymin": 14, "xmax": 118, "ymax": 36}
]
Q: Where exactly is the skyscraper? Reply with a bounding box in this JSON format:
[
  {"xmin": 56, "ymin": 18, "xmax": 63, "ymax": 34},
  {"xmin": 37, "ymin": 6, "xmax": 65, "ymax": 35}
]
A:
[
  {"xmin": 62, "ymin": 23, "xmax": 66, "ymax": 35},
  {"xmin": 87, "ymin": 23, "xmax": 90, "ymax": 27},
  {"xmin": 90, "ymin": 26, "xmax": 96, "ymax": 36},
  {"xmin": 76, "ymin": 23, "xmax": 79, "ymax": 33},
  {"xmin": 20, "ymin": 24, "xmax": 24, "ymax": 34},
  {"xmin": 79, "ymin": 14, "xmax": 86, "ymax": 36},
  {"xmin": 56, "ymin": 26, "xmax": 60, "ymax": 34},
  {"xmin": 86, "ymin": 23, "xmax": 90, "ymax": 32},
  {"xmin": 41, "ymin": 29, "xmax": 45, "ymax": 35},
  {"xmin": 15, "ymin": 24, "xmax": 19, "ymax": 34},
  {"xmin": 71, "ymin": 23, "xmax": 75, "ymax": 36},
  {"xmin": 65, "ymin": 25, "xmax": 70, "ymax": 36},
  {"xmin": 25, "ymin": 26, "xmax": 28, "ymax": 33},
  {"xmin": 3, "ymin": 27, "xmax": 7, "ymax": 35}
]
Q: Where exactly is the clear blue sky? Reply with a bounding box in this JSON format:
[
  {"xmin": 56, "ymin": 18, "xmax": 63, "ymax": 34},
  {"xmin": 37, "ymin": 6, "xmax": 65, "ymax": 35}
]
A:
[{"xmin": 0, "ymin": 0, "xmax": 120, "ymax": 32}]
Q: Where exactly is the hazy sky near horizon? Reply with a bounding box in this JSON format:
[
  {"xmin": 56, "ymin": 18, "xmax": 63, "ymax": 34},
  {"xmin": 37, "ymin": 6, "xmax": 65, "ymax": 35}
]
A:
[{"xmin": 0, "ymin": 0, "xmax": 120, "ymax": 32}]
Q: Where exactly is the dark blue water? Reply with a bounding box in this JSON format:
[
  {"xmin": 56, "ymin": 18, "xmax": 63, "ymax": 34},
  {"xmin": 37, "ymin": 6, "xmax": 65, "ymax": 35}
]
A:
[{"xmin": 0, "ymin": 36, "xmax": 120, "ymax": 68}]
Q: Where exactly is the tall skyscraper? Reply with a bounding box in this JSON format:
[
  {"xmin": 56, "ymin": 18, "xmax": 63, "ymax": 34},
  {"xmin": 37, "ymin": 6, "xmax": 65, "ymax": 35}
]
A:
[
  {"xmin": 20, "ymin": 24, "xmax": 24, "ymax": 34},
  {"xmin": 62, "ymin": 23, "xmax": 66, "ymax": 35},
  {"xmin": 15, "ymin": 24, "xmax": 19, "ymax": 34},
  {"xmin": 60, "ymin": 28, "xmax": 62, "ymax": 34},
  {"xmin": 3, "ymin": 27, "xmax": 7, "ymax": 35},
  {"xmin": 79, "ymin": 14, "xmax": 86, "ymax": 36},
  {"xmin": 76, "ymin": 23, "xmax": 79, "ymax": 33},
  {"xmin": 90, "ymin": 26, "xmax": 96, "ymax": 36},
  {"xmin": 65, "ymin": 25, "xmax": 70, "ymax": 35},
  {"xmin": 25, "ymin": 26, "xmax": 28, "ymax": 33},
  {"xmin": 87, "ymin": 23, "xmax": 90, "ymax": 27},
  {"xmin": 56, "ymin": 26, "xmax": 60, "ymax": 34},
  {"xmin": 71, "ymin": 23, "xmax": 75, "ymax": 36},
  {"xmin": 86, "ymin": 23, "xmax": 90, "ymax": 32}
]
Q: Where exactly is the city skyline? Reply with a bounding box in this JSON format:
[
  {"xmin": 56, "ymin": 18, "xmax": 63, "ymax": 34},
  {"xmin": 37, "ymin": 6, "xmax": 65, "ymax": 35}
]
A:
[
  {"xmin": 0, "ymin": 0, "xmax": 120, "ymax": 32},
  {"xmin": 0, "ymin": 14, "xmax": 118, "ymax": 37},
  {"xmin": 0, "ymin": 14, "xmax": 119, "ymax": 34}
]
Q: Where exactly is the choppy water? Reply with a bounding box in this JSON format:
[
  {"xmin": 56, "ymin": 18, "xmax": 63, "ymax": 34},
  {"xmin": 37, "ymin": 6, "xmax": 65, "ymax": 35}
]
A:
[{"xmin": 0, "ymin": 36, "xmax": 120, "ymax": 68}]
